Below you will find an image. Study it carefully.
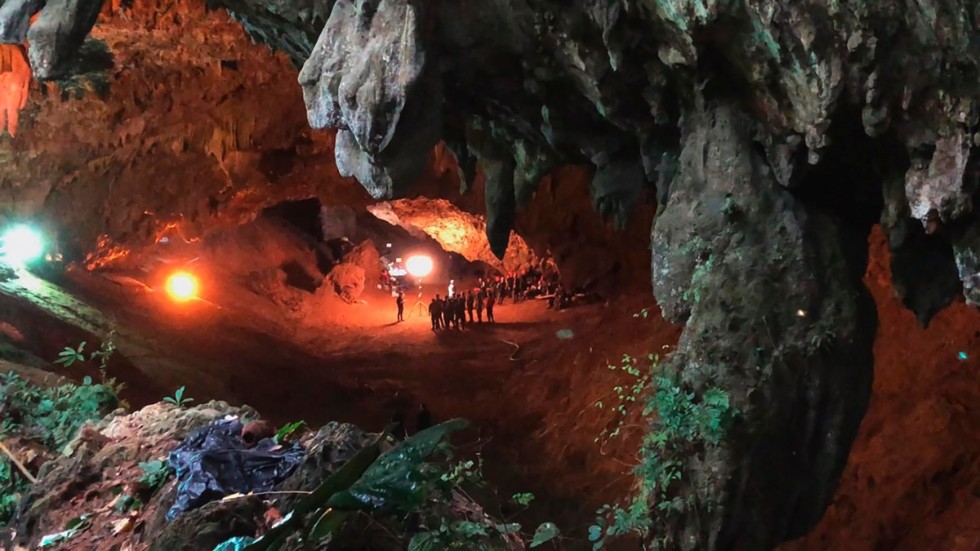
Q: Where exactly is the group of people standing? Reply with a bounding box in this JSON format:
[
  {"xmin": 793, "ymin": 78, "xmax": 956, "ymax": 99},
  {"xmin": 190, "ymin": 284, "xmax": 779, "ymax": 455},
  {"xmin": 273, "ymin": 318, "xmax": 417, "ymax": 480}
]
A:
[{"xmin": 428, "ymin": 290, "xmax": 495, "ymax": 330}]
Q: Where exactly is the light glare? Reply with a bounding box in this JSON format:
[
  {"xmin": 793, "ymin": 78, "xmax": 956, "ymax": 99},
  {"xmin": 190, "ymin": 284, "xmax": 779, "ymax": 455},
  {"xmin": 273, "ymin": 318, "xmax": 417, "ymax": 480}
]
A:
[
  {"xmin": 405, "ymin": 255, "xmax": 433, "ymax": 278},
  {"xmin": 166, "ymin": 271, "xmax": 199, "ymax": 302},
  {"xmin": 0, "ymin": 225, "xmax": 44, "ymax": 265}
]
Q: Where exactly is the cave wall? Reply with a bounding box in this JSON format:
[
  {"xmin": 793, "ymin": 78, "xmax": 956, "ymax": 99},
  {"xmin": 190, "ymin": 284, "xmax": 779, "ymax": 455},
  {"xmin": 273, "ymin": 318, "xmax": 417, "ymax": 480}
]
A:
[
  {"xmin": 783, "ymin": 227, "xmax": 980, "ymax": 550},
  {"xmin": 0, "ymin": 1, "xmax": 368, "ymax": 267},
  {"xmin": 514, "ymin": 165, "xmax": 656, "ymax": 295}
]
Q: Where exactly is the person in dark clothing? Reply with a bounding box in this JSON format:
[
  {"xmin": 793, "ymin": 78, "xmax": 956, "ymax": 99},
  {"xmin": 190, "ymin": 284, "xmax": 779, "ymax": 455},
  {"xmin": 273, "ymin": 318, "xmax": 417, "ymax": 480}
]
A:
[
  {"xmin": 466, "ymin": 292, "xmax": 475, "ymax": 322},
  {"xmin": 396, "ymin": 291, "xmax": 404, "ymax": 322},
  {"xmin": 429, "ymin": 295, "xmax": 443, "ymax": 331},
  {"xmin": 449, "ymin": 297, "xmax": 459, "ymax": 329},
  {"xmin": 455, "ymin": 297, "xmax": 466, "ymax": 329},
  {"xmin": 486, "ymin": 292, "xmax": 496, "ymax": 323},
  {"xmin": 416, "ymin": 404, "xmax": 432, "ymax": 432},
  {"xmin": 390, "ymin": 409, "xmax": 406, "ymax": 437},
  {"xmin": 442, "ymin": 297, "xmax": 452, "ymax": 329},
  {"xmin": 476, "ymin": 291, "xmax": 485, "ymax": 323}
]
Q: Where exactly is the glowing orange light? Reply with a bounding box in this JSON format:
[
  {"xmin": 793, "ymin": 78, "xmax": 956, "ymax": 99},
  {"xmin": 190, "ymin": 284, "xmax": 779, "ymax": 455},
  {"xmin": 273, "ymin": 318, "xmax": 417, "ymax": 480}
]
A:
[
  {"xmin": 165, "ymin": 271, "xmax": 199, "ymax": 302},
  {"xmin": 405, "ymin": 255, "xmax": 433, "ymax": 278}
]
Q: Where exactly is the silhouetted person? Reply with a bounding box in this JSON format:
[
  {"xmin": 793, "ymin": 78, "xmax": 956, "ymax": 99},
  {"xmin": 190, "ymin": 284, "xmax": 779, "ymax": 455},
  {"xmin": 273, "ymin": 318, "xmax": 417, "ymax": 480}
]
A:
[
  {"xmin": 429, "ymin": 295, "xmax": 443, "ymax": 331},
  {"xmin": 486, "ymin": 293, "xmax": 496, "ymax": 323},
  {"xmin": 390, "ymin": 409, "xmax": 406, "ymax": 437},
  {"xmin": 396, "ymin": 291, "xmax": 404, "ymax": 322},
  {"xmin": 442, "ymin": 297, "xmax": 452, "ymax": 329},
  {"xmin": 416, "ymin": 404, "xmax": 432, "ymax": 432},
  {"xmin": 455, "ymin": 296, "xmax": 467, "ymax": 329},
  {"xmin": 476, "ymin": 291, "xmax": 485, "ymax": 323},
  {"xmin": 466, "ymin": 292, "xmax": 475, "ymax": 322}
]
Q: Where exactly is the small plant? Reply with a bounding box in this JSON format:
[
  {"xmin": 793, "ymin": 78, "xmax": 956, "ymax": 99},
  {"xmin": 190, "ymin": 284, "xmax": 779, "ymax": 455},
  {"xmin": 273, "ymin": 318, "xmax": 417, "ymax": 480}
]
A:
[
  {"xmin": 512, "ymin": 492, "xmax": 535, "ymax": 507},
  {"xmin": 54, "ymin": 342, "xmax": 86, "ymax": 367},
  {"xmin": 590, "ymin": 374, "xmax": 738, "ymax": 549},
  {"xmin": 89, "ymin": 334, "xmax": 117, "ymax": 382},
  {"xmin": 275, "ymin": 420, "xmax": 306, "ymax": 443},
  {"xmin": 114, "ymin": 493, "xmax": 143, "ymax": 513},
  {"xmin": 53, "ymin": 335, "xmax": 119, "ymax": 385},
  {"xmin": 163, "ymin": 386, "xmax": 193, "ymax": 407},
  {"xmin": 138, "ymin": 460, "xmax": 170, "ymax": 492},
  {"xmin": 596, "ymin": 354, "xmax": 656, "ymax": 442}
]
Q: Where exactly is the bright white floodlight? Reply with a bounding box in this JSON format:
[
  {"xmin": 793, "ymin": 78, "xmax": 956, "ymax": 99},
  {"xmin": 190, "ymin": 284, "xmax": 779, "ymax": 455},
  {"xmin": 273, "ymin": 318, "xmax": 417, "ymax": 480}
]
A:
[
  {"xmin": 405, "ymin": 255, "xmax": 433, "ymax": 278},
  {"xmin": 0, "ymin": 225, "xmax": 44, "ymax": 265}
]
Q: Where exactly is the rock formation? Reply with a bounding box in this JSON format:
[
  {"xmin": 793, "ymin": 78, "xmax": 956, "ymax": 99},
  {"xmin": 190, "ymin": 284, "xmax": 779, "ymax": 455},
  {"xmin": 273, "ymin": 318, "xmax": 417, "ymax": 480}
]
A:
[
  {"xmin": 218, "ymin": 1, "xmax": 980, "ymax": 547},
  {"xmin": 2, "ymin": 0, "xmax": 980, "ymax": 549},
  {"xmin": 651, "ymin": 99, "xmax": 876, "ymax": 548},
  {"xmin": 367, "ymin": 198, "xmax": 537, "ymax": 273}
]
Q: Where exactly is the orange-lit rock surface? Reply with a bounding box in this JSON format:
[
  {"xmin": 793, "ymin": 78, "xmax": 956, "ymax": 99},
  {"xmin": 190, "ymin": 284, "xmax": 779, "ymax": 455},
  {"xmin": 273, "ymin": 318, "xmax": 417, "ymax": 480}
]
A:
[
  {"xmin": 368, "ymin": 197, "xmax": 537, "ymax": 273},
  {"xmin": 0, "ymin": 0, "xmax": 366, "ymax": 264},
  {"xmin": 0, "ymin": 44, "xmax": 29, "ymax": 136},
  {"xmin": 782, "ymin": 227, "xmax": 980, "ymax": 551}
]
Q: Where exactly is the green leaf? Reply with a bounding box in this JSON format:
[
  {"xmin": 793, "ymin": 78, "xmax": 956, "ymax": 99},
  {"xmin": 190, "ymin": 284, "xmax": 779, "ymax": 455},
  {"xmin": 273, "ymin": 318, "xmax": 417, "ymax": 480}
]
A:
[
  {"xmin": 408, "ymin": 532, "xmax": 441, "ymax": 551},
  {"xmin": 138, "ymin": 460, "xmax": 170, "ymax": 490},
  {"xmin": 530, "ymin": 522, "xmax": 560, "ymax": 547},
  {"xmin": 245, "ymin": 439, "xmax": 381, "ymax": 550},
  {"xmin": 307, "ymin": 509, "xmax": 349, "ymax": 541},
  {"xmin": 495, "ymin": 523, "xmax": 522, "ymax": 535},
  {"xmin": 327, "ymin": 419, "xmax": 468, "ymax": 512},
  {"xmin": 275, "ymin": 420, "xmax": 305, "ymax": 443},
  {"xmin": 511, "ymin": 492, "xmax": 534, "ymax": 506},
  {"xmin": 451, "ymin": 520, "xmax": 488, "ymax": 538},
  {"xmin": 82, "ymin": 376, "xmax": 92, "ymax": 386},
  {"xmin": 588, "ymin": 524, "xmax": 603, "ymax": 542}
]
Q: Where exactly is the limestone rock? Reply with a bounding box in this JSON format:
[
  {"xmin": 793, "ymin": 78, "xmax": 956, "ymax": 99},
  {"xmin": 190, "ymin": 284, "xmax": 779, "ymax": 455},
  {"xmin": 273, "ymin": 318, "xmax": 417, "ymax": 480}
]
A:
[
  {"xmin": 26, "ymin": 0, "xmax": 104, "ymax": 80},
  {"xmin": 0, "ymin": 0, "xmax": 44, "ymax": 44},
  {"xmin": 327, "ymin": 261, "xmax": 365, "ymax": 303},
  {"xmin": 298, "ymin": 0, "xmax": 441, "ymax": 199},
  {"xmin": 651, "ymin": 100, "xmax": 876, "ymax": 549}
]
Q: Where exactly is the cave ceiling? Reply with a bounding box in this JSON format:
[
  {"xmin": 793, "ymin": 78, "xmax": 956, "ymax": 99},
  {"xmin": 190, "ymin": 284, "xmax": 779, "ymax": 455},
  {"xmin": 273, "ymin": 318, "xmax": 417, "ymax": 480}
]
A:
[{"xmin": 2, "ymin": 1, "xmax": 980, "ymax": 549}]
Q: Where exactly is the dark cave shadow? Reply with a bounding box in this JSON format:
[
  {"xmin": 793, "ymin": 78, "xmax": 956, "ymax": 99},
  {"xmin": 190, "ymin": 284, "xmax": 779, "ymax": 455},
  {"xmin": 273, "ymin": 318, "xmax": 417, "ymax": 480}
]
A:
[{"xmin": 280, "ymin": 260, "xmax": 319, "ymax": 293}]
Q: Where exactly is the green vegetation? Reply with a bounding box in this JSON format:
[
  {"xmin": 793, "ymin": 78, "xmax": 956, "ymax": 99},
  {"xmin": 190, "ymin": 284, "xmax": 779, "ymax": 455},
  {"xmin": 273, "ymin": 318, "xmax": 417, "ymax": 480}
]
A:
[
  {"xmin": 163, "ymin": 386, "xmax": 194, "ymax": 407},
  {"xmin": 0, "ymin": 460, "xmax": 20, "ymax": 524},
  {"xmin": 0, "ymin": 372, "xmax": 118, "ymax": 451},
  {"xmin": 590, "ymin": 353, "xmax": 738, "ymax": 549},
  {"xmin": 53, "ymin": 336, "xmax": 125, "ymax": 397},
  {"xmin": 226, "ymin": 419, "xmax": 559, "ymax": 551},
  {"xmin": 275, "ymin": 420, "xmax": 306, "ymax": 443},
  {"xmin": 595, "ymin": 353, "xmax": 653, "ymax": 441},
  {"xmin": 138, "ymin": 460, "xmax": 171, "ymax": 492},
  {"xmin": 0, "ymin": 371, "xmax": 119, "ymax": 526}
]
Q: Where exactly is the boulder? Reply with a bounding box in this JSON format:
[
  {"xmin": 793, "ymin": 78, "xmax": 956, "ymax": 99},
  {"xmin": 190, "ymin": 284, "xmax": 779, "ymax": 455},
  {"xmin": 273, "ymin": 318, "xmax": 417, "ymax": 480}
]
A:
[
  {"xmin": 326, "ymin": 262, "xmax": 365, "ymax": 303},
  {"xmin": 344, "ymin": 239, "xmax": 383, "ymax": 285}
]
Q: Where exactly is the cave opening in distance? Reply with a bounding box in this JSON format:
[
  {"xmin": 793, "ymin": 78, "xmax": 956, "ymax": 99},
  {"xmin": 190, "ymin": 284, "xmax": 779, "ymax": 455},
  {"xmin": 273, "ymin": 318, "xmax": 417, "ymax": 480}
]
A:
[
  {"xmin": 260, "ymin": 198, "xmax": 326, "ymax": 293},
  {"xmin": 261, "ymin": 197, "xmax": 324, "ymax": 242}
]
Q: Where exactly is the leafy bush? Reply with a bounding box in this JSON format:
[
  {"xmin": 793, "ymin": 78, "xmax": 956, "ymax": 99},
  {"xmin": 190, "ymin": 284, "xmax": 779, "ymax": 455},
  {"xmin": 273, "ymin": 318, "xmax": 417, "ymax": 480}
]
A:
[
  {"xmin": 0, "ymin": 372, "xmax": 118, "ymax": 451},
  {"xmin": 0, "ymin": 372, "xmax": 119, "ymax": 526},
  {"xmin": 0, "ymin": 458, "xmax": 24, "ymax": 524},
  {"xmin": 237, "ymin": 419, "xmax": 559, "ymax": 551},
  {"xmin": 590, "ymin": 364, "xmax": 738, "ymax": 549}
]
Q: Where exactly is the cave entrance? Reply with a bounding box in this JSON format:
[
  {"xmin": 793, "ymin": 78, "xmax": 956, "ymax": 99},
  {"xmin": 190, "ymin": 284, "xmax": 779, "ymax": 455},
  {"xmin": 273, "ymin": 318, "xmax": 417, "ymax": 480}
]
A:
[{"xmin": 262, "ymin": 198, "xmax": 324, "ymax": 242}]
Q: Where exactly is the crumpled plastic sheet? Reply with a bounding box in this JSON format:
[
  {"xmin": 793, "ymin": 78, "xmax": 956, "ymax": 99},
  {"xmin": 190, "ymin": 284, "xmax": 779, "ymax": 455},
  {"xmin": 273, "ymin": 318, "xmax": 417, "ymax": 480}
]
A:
[{"xmin": 167, "ymin": 417, "xmax": 304, "ymax": 521}]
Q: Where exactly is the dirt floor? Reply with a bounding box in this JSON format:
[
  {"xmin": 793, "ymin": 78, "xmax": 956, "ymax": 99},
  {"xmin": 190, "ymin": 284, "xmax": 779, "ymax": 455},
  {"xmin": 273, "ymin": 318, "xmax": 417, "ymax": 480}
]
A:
[{"xmin": 0, "ymin": 244, "xmax": 678, "ymax": 547}]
